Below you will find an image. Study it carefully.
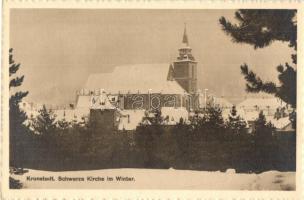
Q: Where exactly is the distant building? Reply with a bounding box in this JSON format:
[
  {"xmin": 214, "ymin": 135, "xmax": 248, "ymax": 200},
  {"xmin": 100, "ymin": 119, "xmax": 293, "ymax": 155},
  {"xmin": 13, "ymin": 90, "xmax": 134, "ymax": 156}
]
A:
[
  {"xmin": 77, "ymin": 63, "xmax": 190, "ymax": 110},
  {"xmin": 213, "ymin": 97, "xmax": 233, "ymax": 109},
  {"xmin": 237, "ymin": 97, "xmax": 289, "ymax": 116},
  {"xmin": 236, "ymin": 97, "xmax": 294, "ymax": 132},
  {"xmin": 76, "ymin": 25, "xmax": 200, "ymax": 113},
  {"xmin": 66, "ymin": 26, "xmax": 204, "ymax": 130},
  {"xmin": 173, "ymin": 25, "xmax": 198, "ymax": 94},
  {"xmin": 20, "ymin": 26, "xmax": 204, "ymax": 131},
  {"xmin": 18, "ymin": 101, "xmax": 43, "ymax": 120}
]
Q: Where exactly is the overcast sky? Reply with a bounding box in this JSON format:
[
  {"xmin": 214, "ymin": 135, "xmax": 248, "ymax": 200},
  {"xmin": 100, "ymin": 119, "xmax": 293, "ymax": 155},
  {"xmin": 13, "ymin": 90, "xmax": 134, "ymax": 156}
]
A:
[{"xmin": 10, "ymin": 9, "xmax": 294, "ymax": 105}]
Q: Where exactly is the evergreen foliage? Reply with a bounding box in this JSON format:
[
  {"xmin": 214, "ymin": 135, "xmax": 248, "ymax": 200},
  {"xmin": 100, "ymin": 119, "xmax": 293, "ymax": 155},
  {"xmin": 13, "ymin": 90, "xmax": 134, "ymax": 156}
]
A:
[
  {"xmin": 56, "ymin": 118, "xmax": 70, "ymax": 130},
  {"xmin": 9, "ymin": 48, "xmax": 29, "ymax": 168},
  {"xmin": 253, "ymin": 111, "xmax": 275, "ymax": 139},
  {"xmin": 226, "ymin": 105, "xmax": 247, "ymax": 134},
  {"xmin": 240, "ymin": 63, "xmax": 296, "ymax": 108},
  {"xmin": 9, "ymin": 177, "xmax": 23, "ymax": 189},
  {"xmin": 201, "ymin": 106, "xmax": 225, "ymax": 129},
  {"xmin": 219, "ymin": 10, "xmax": 297, "ymax": 109},
  {"xmin": 14, "ymin": 105, "xmax": 295, "ymax": 173},
  {"xmin": 251, "ymin": 111, "xmax": 276, "ymax": 170},
  {"xmin": 172, "ymin": 117, "xmax": 195, "ymax": 168},
  {"xmin": 140, "ymin": 109, "xmax": 164, "ymax": 125},
  {"xmin": 191, "ymin": 106, "xmax": 226, "ymax": 140},
  {"xmin": 219, "ymin": 10, "xmax": 296, "ymax": 49},
  {"xmin": 31, "ymin": 105, "xmax": 56, "ymax": 135},
  {"xmin": 135, "ymin": 109, "xmax": 171, "ymax": 168}
]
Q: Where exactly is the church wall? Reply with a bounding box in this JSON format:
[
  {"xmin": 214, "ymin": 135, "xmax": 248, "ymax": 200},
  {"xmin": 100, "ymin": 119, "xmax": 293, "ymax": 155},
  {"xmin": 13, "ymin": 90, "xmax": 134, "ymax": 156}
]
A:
[
  {"xmin": 174, "ymin": 79, "xmax": 189, "ymax": 94},
  {"xmin": 174, "ymin": 62, "xmax": 189, "ymax": 78},
  {"xmin": 173, "ymin": 61, "xmax": 197, "ymax": 94}
]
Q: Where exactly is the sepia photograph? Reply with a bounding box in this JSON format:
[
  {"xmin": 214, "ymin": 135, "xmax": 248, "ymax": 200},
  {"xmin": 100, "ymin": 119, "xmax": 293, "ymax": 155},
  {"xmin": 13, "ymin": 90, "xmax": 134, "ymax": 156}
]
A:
[{"xmin": 6, "ymin": 8, "xmax": 297, "ymax": 192}]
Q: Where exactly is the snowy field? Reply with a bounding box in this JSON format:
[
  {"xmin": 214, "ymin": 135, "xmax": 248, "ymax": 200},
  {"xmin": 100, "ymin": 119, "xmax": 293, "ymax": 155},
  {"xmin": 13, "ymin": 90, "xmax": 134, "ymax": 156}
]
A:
[{"xmin": 11, "ymin": 168, "xmax": 295, "ymax": 190}]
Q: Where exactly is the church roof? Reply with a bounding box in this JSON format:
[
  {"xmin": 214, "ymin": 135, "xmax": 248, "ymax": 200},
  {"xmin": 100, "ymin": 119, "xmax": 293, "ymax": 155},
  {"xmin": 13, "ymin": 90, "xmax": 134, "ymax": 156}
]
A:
[
  {"xmin": 85, "ymin": 63, "xmax": 186, "ymax": 94},
  {"xmin": 182, "ymin": 24, "xmax": 189, "ymax": 46}
]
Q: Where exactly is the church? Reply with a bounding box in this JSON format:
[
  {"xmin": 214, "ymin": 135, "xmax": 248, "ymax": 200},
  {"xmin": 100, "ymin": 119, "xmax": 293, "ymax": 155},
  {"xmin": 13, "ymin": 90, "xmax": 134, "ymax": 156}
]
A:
[
  {"xmin": 75, "ymin": 26, "xmax": 201, "ymax": 113},
  {"xmin": 20, "ymin": 26, "xmax": 293, "ymax": 132},
  {"xmin": 38, "ymin": 26, "xmax": 206, "ymax": 130}
]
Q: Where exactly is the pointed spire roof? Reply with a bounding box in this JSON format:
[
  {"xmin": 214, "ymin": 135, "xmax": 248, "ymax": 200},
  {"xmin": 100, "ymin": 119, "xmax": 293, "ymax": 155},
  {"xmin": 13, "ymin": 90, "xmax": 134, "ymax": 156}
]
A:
[
  {"xmin": 177, "ymin": 23, "xmax": 195, "ymax": 61},
  {"xmin": 182, "ymin": 23, "xmax": 189, "ymax": 46}
]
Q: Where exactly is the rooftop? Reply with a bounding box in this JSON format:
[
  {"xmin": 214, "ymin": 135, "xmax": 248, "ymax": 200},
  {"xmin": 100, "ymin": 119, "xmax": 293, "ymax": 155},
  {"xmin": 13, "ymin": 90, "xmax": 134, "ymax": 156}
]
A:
[{"xmin": 84, "ymin": 63, "xmax": 186, "ymax": 95}]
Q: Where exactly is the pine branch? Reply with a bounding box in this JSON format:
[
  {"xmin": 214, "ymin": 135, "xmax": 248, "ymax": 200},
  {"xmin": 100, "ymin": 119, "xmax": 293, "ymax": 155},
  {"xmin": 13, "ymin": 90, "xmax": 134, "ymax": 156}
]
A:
[
  {"xmin": 9, "ymin": 76, "xmax": 24, "ymax": 89},
  {"xmin": 9, "ymin": 91, "xmax": 29, "ymax": 106},
  {"xmin": 291, "ymin": 54, "xmax": 297, "ymax": 64},
  {"xmin": 219, "ymin": 10, "xmax": 297, "ymax": 50},
  {"xmin": 276, "ymin": 63, "xmax": 297, "ymax": 108},
  {"xmin": 240, "ymin": 64, "xmax": 277, "ymax": 94},
  {"xmin": 9, "ymin": 48, "xmax": 14, "ymax": 65},
  {"xmin": 9, "ymin": 63, "xmax": 20, "ymax": 77},
  {"xmin": 234, "ymin": 11, "xmax": 244, "ymax": 22}
]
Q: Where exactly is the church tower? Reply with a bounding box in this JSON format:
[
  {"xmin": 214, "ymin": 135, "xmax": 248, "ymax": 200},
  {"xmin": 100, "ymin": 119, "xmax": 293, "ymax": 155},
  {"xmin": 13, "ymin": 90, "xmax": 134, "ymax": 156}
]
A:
[{"xmin": 173, "ymin": 24, "xmax": 197, "ymax": 94}]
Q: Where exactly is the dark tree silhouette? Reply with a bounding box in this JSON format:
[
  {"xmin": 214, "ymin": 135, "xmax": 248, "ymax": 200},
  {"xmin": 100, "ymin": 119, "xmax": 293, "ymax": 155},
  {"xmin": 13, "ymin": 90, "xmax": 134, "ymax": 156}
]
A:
[
  {"xmin": 31, "ymin": 105, "xmax": 56, "ymax": 135},
  {"xmin": 219, "ymin": 10, "xmax": 297, "ymax": 109},
  {"xmin": 253, "ymin": 111, "xmax": 275, "ymax": 139},
  {"xmin": 226, "ymin": 105, "xmax": 247, "ymax": 134},
  {"xmin": 201, "ymin": 105, "xmax": 225, "ymax": 130},
  {"xmin": 9, "ymin": 48, "xmax": 29, "ymax": 168}
]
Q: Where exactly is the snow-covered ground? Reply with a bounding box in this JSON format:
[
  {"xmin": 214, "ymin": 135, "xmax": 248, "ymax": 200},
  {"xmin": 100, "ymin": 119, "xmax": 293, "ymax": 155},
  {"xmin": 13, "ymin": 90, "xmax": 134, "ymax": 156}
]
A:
[{"xmin": 11, "ymin": 168, "xmax": 295, "ymax": 190}]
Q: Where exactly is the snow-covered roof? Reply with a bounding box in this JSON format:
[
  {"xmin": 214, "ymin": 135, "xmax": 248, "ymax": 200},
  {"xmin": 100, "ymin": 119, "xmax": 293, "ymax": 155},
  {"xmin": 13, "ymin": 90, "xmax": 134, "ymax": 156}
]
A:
[
  {"xmin": 85, "ymin": 64, "xmax": 186, "ymax": 94},
  {"xmin": 54, "ymin": 108, "xmax": 90, "ymax": 122},
  {"xmin": 117, "ymin": 107, "xmax": 190, "ymax": 130},
  {"xmin": 237, "ymin": 98, "xmax": 287, "ymax": 109},
  {"xmin": 161, "ymin": 107, "xmax": 189, "ymax": 125},
  {"xmin": 213, "ymin": 97, "xmax": 233, "ymax": 108},
  {"xmin": 238, "ymin": 110, "xmax": 259, "ymax": 122},
  {"xmin": 90, "ymin": 92, "xmax": 116, "ymax": 110},
  {"xmin": 19, "ymin": 101, "xmax": 44, "ymax": 112},
  {"xmin": 118, "ymin": 109, "xmax": 146, "ymax": 130},
  {"xmin": 266, "ymin": 116, "xmax": 291, "ymax": 130}
]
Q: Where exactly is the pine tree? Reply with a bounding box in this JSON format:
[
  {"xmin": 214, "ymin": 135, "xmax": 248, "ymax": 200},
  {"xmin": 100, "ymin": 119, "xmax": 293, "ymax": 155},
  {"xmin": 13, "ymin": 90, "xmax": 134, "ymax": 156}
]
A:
[
  {"xmin": 57, "ymin": 119, "xmax": 70, "ymax": 130},
  {"xmin": 240, "ymin": 63, "xmax": 296, "ymax": 108},
  {"xmin": 31, "ymin": 105, "xmax": 57, "ymax": 135},
  {"xmin": 150, "ymin": 110, "xmax": 164, "ymax": 125},
  {"xmin": 251, "ymin": 112, "xmax": 276, "ymax": 171},
  {"xmin": 219, "ymin": 10, "xmax": 296, "ymax": 50},
  {"xmin": 226, "ymin": 105, "xmax": 247, "ymax": 134},
  {"xmin": 9, "ymin": 48, "xmax": 29, "ymax": 168},
  {"xmin": 193, "ymin": 105, "xmax": 225, "ymax": 140},
  {"xmin": 136, "ymin": 109, "xmax": 166, "ymax": 167},
  {"xmin": 253, "ymin": 111, "xmax": 274, "ymax": 139},
  {"xmin": 201, "ymin": 105, "xmax": 225, "ymax": 130},
  {"xmin": 140, "ymin": 109, "xmax": 164, "ymax": 126},
  {"xmin": 219, "ymin": 10, "xmax": 297, "ymax": 115}
]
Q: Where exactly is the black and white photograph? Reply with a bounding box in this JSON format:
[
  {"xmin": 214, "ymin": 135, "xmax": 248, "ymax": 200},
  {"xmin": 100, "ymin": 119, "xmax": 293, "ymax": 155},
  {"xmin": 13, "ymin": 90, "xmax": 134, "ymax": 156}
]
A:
[{"xmin": 6, "ymin": 7, "xmax": 298, "ymax": 192}]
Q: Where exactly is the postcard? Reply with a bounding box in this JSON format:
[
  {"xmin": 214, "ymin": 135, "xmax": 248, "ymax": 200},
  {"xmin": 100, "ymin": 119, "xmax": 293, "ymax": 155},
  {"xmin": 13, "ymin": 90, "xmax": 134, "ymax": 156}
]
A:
[{"xmin": 1, "ymin": 1, "xmax": 303, "ymax": 199}]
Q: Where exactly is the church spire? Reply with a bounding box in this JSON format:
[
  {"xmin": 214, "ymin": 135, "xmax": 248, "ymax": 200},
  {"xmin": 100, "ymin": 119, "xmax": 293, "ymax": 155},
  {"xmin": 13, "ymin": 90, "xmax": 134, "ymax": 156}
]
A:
[
  {"xmin": 182, "ymin": 23, "xmax": 189, "ymax": 46},
  {"xmin": 173, "ymin": 24, "xmax": 197, "ymax": 94},
  {"xmin": 177, "ymin": 24, "xmax": 194, "ymax": 61}
]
